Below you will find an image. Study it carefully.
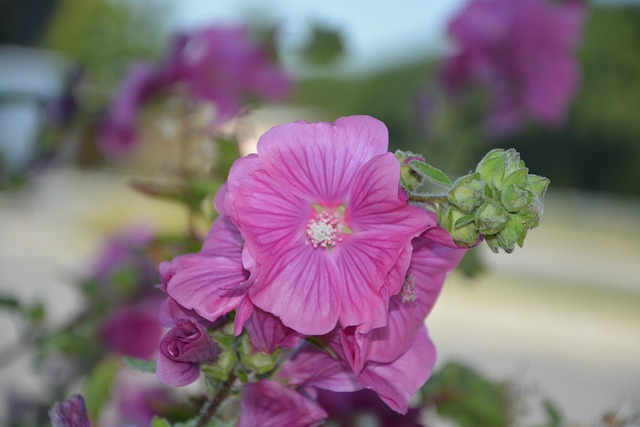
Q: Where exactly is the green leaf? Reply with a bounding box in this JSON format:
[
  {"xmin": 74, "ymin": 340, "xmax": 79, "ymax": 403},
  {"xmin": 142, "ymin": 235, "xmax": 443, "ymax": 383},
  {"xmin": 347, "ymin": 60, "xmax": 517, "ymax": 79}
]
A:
[
  {"xmin": 85, "ymin": 356, "xmax": 119, "ymax": 422},
  {"xmin": 151, "ymin": 417, "xmax": 173, "ymax": 427},
  {"xmin": 454, "ymin": 214, "xmax": 475, "ymax": 229},
  {"xmin": 0, "ymin": 295, "xmax": 21, "ymax": 311},
  {"xmin": 122, "ymin": 356, "xmax": 156, "ymax": 373},
  {"xmin": 409, "ymin": 160, "xmax": 452, "ymax": 187}
]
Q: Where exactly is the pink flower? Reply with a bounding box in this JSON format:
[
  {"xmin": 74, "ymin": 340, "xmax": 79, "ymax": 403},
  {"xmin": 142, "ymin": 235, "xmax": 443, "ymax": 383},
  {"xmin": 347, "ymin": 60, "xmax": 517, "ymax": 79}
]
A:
[
  {"xmin": 278, "ymin": 326, "xmax": 435, "ymax": 414},
  {"xmin": 156, "ymin": 319, "xmax": 220, "ymax": 387},
  {"xmin": 441, "ymin": 0, "xmax": 586, "ymax": 134},
  {"xmin": 237, "ymin": 380, "xmax": 327, "ymax": 427},
  {"xmin": 49, "ymin": 394, "xmax": 91, "ymax": 427},
  {"xmin": 226, "ymin": 116, "xmax": 431, "ymax": 335}
]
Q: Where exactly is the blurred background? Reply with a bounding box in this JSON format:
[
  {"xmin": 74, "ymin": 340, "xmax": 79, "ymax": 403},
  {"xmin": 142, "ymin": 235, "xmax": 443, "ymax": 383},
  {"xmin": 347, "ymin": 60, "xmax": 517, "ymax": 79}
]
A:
[{"xmin": 1, "ymin": 0, "xmax": 639, "ymax": 426}]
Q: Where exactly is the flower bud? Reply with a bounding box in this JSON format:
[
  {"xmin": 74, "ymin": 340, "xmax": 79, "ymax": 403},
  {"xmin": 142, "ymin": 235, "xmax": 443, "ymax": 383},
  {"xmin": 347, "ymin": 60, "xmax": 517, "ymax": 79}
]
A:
[
  {"xmin": 448, "ymin": 173, "xmax": 486, "ymax": 213},
  {"xmin": 438, "ymin": 205, "xmax": 479, "ymax": 248},
  {"xmin": 475, "ymin": 200, "xmax": 509, "ymax": 235},
  {"xmin": 394, "ymin": 150, "xmax": 425, "ymax": 192},
  {"xmin": 156, "ymin": 320, "xmax": 220, "ymax": 387},
  {"xmin": 49, "ymin": 395, "xmax": 91, "ymax": 427}
]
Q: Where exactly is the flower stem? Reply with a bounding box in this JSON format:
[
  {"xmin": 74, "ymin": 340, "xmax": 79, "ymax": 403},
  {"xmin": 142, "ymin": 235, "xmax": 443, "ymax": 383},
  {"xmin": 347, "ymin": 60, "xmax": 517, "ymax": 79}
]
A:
[
  {"xmin": 195, "ymin": 372, "xmax": 236, "ymax": 427},
  {"xmin": 409, "ymin": 193, "xmax": 449, "ymax": 207}
]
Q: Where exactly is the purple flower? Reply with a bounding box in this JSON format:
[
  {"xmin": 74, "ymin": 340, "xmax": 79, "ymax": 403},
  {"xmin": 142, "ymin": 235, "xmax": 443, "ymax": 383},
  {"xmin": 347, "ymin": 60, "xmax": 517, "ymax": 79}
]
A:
[
  {"xmin": 49, "ymin": 394, "xmax": 91, "ymax": 427},
  {"xmin": 116, "ymin": 385, "xmax": 176, "ymax": 427},
  {"xmin": 156, "ymin": 319, "xmax": 219, "ymax": 387},
  {"xmin": 100, "ymin": 300, "xmax": 163, "ymax": 359},
  {"xmin": 225, "ymin": 115, "xmax": 430, "ymax": 335},
  {"xmin": 175, "ymin": 26, "xmax": 291, "ymax": 120},
  {"xmin": 237, "ymin": 380, "xmax": 327, "ymax": 427},
  {"xmin": 441, "ymin": 0, "xmax": 586, "ymax": 134}
]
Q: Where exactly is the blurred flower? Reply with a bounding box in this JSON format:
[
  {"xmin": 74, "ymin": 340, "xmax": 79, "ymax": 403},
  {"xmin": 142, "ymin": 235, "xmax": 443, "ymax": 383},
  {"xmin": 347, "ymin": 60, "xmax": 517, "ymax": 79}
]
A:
[
  {"xmin": 317, "ymin": 388, "xmax": 424, "ymax": 427},
  {"xmin": 156, "ymin": 319, "xmax": 220, "ymax": 387},
  {"xmin": 99, "ymin": 25, "xmax": 290, "ymax": 156},
  {"xmin": 90, "ymin": 225, "xmax": 157, "ymax": 300},
  {"xmin": 441, "ymin": 0, "xmax": 586, "ymax": 134},
  {"xmin": 100, "ymin": 300, "xmax": 163, "ymax": 359},
  {"xmin": 49, "ymin": 394, "xmax": 91, "ymax": 427},
  {"xmin": 237, "ymin": 380, "xmax": 327, "ymax": 427},
  {"xmin": 116, "ymin": 385, "xmax": 176, "ymax": 427},
  {"xmin": 226, "ymin": 115, "xmax": 430, "ymax": 335}
]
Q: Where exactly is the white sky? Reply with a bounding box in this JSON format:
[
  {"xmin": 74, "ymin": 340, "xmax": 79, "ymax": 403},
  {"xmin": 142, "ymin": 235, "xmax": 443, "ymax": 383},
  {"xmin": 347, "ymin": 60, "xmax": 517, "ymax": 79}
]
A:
[{"xmin": 168, "ymin": 0, "xmax": 468, "ymax": 75}]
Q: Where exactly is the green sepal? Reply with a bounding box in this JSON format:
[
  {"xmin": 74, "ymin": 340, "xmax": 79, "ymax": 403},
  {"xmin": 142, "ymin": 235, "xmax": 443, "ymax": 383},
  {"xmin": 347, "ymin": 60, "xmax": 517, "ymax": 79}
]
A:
[
  {"xmin": 527, "ymin": 174, "xmax": 550, "ymax": 197},
  {"xmin": 475, "ymin": 201, "xmax": 510, "ymax": 235},
  {"xmin": 409, "ymin": 160, "xmax": 452, "ymax": 187},
  {"xmin": 202, "ymin": 349, "xmax": 237, "ymax": 381}
]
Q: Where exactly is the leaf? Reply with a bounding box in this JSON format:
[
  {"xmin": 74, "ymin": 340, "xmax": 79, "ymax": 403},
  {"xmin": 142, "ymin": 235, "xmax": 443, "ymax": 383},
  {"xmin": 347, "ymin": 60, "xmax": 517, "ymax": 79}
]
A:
[
  {"xmin": 454, "ymin": 214, "xmax": 475, "ymax": 229},
  {"xmin": 122, "ymin": 356, "xmax": 156, "ymax": 373},
  {"xmin": 85, "ymin": 356, "xmax": 119, "ymax": 422},
  {"xmin": 0, "ymin": 295, "xmax": 21, "ymax": 311},
  {"xmin": 409, "ymin": 160, "xmax": 452, "ymax": 187},
  {"xmin": 151, "ymin": 417, "xmax": 173, "ymax": 427}
]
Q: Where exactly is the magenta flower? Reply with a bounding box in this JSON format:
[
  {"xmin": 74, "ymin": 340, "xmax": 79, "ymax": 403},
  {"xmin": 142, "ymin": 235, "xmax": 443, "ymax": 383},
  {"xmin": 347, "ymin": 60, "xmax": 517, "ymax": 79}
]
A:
[
  {"xmin": 237, "ymin": 380, "xmax": 327, "ymax": 427},
  {"xmin": 49, "ymin": 394, "xmax": 91, "ymax": 427},
  {"xmin": 278, "ymin": 326, "xmax": 435, "ymax": 414},
  {"xmin": 244, "ymin": 307, "xmax": 301, "ymax": 353},
  {"xmin": 156, "ymin": 319, "xmax": 219, "ymax": 387},
  {"xmin": 226, "ymin": 116, "xmax": 430, "ymax": 335},
  {"xmin": 441, "ymin": 0, "xmax": 586, "ymax": 134},
  {"xmin": 100, "ymin": 301, "xmax": 163, "ymax": 359}
]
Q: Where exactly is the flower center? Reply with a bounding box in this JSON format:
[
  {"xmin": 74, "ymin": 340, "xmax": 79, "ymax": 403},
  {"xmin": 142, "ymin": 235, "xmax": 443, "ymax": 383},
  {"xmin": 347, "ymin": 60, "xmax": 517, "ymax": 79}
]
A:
[
  {"xmin": 400, "ymin": 273, "xmax": 418, "ymax": 303},
  {"xmin": 306, "ymin": 209, "xmax": 348, "ymax": 249}
]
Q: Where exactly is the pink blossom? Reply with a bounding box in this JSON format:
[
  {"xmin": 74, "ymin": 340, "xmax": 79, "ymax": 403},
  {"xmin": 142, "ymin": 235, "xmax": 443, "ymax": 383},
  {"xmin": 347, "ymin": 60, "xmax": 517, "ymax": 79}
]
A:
[
  {"xmin": 156, "ymin": 319, "xmax": 219, "ymax": 387},
  {"xmin": 49, "ymin": 395, "xmax": 91, "ymax": 427},
  {"xmin": 237, "ymin": 380, "xmax": 327, "ymax": 427},
  {"xmin": 441, "ymin": 0, "xmax": 586, "ymax": 134},
  {"xmin": 226, "ymin": 116, "xmax": 431, "ymax": 335},
  {"xmin": 244, "ymin": 307, "xmax": 301, "ymax": 353},
  {"xmin": 278, "ymin": 326, "xmax": 435, "ymax": 414}
]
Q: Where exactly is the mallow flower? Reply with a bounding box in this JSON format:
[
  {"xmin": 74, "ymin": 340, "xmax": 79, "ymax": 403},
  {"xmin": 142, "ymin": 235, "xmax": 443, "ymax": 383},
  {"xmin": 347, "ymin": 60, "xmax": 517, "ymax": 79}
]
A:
[
  {"xmin": 225, "ymin": 115, "xmax": 431, "ymax": 335},
  {"xmin": 156, "ymin": 318, "xmax": 220, "ymax": 387},
  {"xmin": 441, "ymin": 0, "xmax": 585, "ymax": 134}
]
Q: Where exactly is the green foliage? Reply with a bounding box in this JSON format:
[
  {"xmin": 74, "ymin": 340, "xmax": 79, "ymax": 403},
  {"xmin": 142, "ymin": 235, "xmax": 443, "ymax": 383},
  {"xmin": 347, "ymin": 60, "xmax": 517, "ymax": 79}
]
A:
[
  {"xmin": 422, "ymin": 361, "xmax": 511, "ymax": 427},
  {"xmin": 43, "ymin": 0, "xmax": 164, "ymax": 104},
  {"xmin": 85, "ymin": 356, "xmax": 119, "ymax": 422},
  {"xmin": 299, "ymin": 24, "xmax": 345, "ymax": 68},
  {"xmin": 122, "ymin": 356, "xmax": 157, "ymax": 373},
  {"xmin": 409, "ymin": 160, "xmax": 452, "ymax": 187}
]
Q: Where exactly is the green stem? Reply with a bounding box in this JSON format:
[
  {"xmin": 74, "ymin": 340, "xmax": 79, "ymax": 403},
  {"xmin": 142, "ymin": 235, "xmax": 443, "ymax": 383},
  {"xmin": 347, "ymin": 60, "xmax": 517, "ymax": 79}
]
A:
[
  {"xmin": 195, "ymin": 372, "xmax": 236, "ymax": 427},
  {"xmin": 409, "ymin": 193, "xmax": 449, "ymax": 206}
]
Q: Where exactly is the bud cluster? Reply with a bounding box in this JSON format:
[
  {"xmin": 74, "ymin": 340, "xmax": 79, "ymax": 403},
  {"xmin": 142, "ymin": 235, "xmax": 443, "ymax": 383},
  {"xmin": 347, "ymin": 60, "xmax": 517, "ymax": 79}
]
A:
[{"xmin": 439, "ymin": 149, "xmax": 549, "ymax": 253}]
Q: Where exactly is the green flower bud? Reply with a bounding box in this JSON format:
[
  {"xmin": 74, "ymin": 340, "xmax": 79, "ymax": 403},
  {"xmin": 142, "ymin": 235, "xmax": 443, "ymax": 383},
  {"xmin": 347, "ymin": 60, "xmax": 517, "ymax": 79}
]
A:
[
  {"xmin": 439, "ymin": 205, "xmax": 479, "ymax": 248},
  {"xmin": 475, "ymin": 200, "xmax": 509, "ymax": 235},
  {"xmin": 448, "ymin": 173, "xmax": 486, "ymax": 213},
  {"xmin": 495, "ymin": 215, "xmax": 528, "ymax": 254},
  {"xmin": 501, "ymin": 184, "xmax": 531, "ymax": 213},
  {"xmin": 394, "ymin": 150, "xmax": 425, "ymax": 192}
]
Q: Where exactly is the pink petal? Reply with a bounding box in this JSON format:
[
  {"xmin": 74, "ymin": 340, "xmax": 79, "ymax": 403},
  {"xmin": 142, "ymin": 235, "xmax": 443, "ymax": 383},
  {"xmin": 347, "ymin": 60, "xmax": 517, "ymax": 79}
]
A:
[
  {"xmin": 244, "ymin": 308, "xmax": 301, "ymax": 352},
  {"xmin": 358, "ymin": 326, "xmax": 436, "ymax": 414},
  {"xmin": 249, "ymin": 245, "xmax": 342, "ymax": 335}
]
